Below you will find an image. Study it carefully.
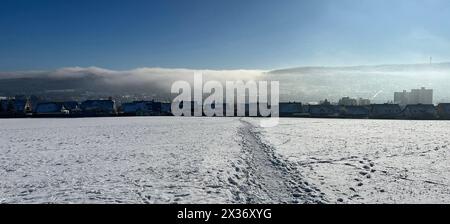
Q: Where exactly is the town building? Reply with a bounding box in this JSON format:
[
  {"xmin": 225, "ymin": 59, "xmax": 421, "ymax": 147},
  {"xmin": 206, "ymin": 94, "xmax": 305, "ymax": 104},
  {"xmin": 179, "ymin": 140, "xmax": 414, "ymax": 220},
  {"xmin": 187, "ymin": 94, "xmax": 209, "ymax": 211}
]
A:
[
  {"xmin": 410, "ymin": 87, "xmax": 433, "ymax": 104},
  {"xmin": 338, "ymin": 97, "xmax": 358, "ymax": 106},
  {"xmin": 16, "ymin": 99, "xmax": 29, "ymax": 114},
  {"xmin": 62, "ymin": 101, "xmax": 79, "ymax": 111},
  {"xmin": 308, "ymin": 105, "xmax": 339, "ymax": 118},
  {"xmin": 161, "ymin": 102, "xmax": 172, "ymax": 115},
  {"xmin": 121, "ymin": 101, "xmax": 158, "ymax": 116},
  {"xmin": 369, "ymin": 104, "xmax": 402, "ymax": 119},
  {"xmin": 339, "ymin": 106, "xmax": 370, "ymax": 118},
  {"xmin": 152, "ymin": 101, "xmax": 162, "ymax": 114},
  {"xmin": 0, "ymin": 98, "xmax": 30, "ymax": 116},
  {"xmin": 401, "ymin": 104, "xmax": 437, "ymax": 120},
  {"xmin": 394, "ymin": 87, "xmax": 433, "ymax": 106},
  {"xmin": 63, "ymin": 101, "xmax": 82, "ymax": 115},
  {"xmin": 319, "ymin": 99, "xmax": 332, "ymax": 105},
  {"xmin": 80, "ymin": 100, "xmax": 117, "ymax": 116},
  {"xmin": 279, "ymin": 102, "xmax": 303, "ymax": 117},
  {"xmin": 437, "ymin": 103, "xmax": 450, "ymax": 119},
  {"xmin": 0, "ymin": 99, "xmax": 8, "ymax": 112},
  {"xmin": 394, "ymin": 90, "xmax": 409, "ymax": 106},
  {"xmin": 357, "ymin": 98, "xmax": 371, "ymax": 106},
  {"xmin": 121, "ymin": 102, "xmax": 138, "ymax": 115},
  {"xmin": 34, "ymin": 102, "xmax": 69, "ymax": 117}
]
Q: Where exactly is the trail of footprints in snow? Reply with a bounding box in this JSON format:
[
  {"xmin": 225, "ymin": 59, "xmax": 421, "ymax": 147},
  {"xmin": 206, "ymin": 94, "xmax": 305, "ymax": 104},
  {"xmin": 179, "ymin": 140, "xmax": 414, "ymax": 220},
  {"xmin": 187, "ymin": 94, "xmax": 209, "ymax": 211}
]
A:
[
  {"xmin": 224, "ymin": 120, "xmax": 327, "ymax": 204},
  {"xmin": 345, "ymin": 157, "xmax": 386, "ymax": 202}
]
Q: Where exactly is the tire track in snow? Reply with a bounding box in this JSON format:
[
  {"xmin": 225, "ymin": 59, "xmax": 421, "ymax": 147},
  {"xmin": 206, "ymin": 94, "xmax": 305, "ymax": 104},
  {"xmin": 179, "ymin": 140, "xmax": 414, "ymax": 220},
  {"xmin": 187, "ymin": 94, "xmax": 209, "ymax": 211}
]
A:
[{"xmin": 226, "ymin": 119, "xmax": 327, "ymax": 204}]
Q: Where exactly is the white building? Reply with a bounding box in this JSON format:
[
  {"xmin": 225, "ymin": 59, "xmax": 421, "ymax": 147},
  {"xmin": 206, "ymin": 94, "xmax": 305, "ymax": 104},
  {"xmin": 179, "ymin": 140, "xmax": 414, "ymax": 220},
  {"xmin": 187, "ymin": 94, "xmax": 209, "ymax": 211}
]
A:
[
  {"xmin": 357, "ymin": 98, "xmax": 371, "ymax": 106},
  {"xmin": 338, "ymin": 97, "xmax": 357, "ymax": 106},
  {"xmin": 394, "ymin": 87, "xmax": 433, "ymax": 105}
]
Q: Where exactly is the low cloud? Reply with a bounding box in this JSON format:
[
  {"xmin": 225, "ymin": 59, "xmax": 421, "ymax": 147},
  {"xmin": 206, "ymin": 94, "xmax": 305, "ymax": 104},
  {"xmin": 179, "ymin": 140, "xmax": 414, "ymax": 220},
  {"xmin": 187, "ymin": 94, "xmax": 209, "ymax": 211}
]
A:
[
  {"xmin": 2, "ymin": 63, "xmax": 450, "ymax": 103},
  {"xmin": 0, "ymin": 67, "xmax": 266, "ymax": 100}
]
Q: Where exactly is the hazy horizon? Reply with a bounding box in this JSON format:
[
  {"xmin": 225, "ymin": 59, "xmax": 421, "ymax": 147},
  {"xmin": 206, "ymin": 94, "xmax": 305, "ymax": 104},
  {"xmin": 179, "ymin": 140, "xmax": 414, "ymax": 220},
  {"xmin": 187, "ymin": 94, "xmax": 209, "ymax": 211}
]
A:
[{"xmin": 1, "ymin": 61, "xmax": 450, "ymax": 104}]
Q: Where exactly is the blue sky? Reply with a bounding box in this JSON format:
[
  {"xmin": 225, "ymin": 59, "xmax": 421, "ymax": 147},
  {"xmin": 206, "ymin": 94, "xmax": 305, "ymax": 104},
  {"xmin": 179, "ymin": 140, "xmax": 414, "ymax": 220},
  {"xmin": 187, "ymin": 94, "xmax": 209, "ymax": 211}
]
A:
[{"xmin": 1, "ymin": 0, "xmax": 450, "ymax": 70}]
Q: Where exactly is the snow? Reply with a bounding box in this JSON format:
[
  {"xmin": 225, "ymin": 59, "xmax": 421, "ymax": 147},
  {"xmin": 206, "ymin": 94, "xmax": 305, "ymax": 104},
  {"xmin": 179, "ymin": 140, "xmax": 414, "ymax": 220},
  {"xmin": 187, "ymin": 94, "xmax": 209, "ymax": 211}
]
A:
[
  {"xmin": 0, "ymin": 117, "xmax": 243, "ymax": 203},
  {"xmin": 246, "ymin": 118, "xmax": 450, "ymax": 203},
  {"xmin": 1, "ymin": 117, "xmax": 449, "ymax": 204}
]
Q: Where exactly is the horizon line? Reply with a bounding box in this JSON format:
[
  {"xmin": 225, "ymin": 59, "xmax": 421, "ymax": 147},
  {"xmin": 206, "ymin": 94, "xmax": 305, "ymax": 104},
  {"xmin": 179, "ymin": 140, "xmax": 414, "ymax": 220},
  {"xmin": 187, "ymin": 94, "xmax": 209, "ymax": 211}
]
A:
[{"xmin": 2, "ymin": 61, "xmax": 450, "ymax": 74}]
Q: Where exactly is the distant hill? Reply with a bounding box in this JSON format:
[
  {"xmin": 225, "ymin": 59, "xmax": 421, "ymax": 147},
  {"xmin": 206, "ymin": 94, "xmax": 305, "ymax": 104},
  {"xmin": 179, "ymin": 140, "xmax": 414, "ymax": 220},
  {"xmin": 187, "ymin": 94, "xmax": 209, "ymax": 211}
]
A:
[
  {"xmin": 1, "ymin": 63, "xmax": 450, "ymax": 103},
  {"xmin": 266, "ymin": 62, "xmax": 450, "ymax": 103},
  {"xmin": 270, "ymin": 62, "xmax": 450, "ymax": 74},
  {"xmin": 0, "ymin": 67, "xmax": 261, "ymax": 101}
]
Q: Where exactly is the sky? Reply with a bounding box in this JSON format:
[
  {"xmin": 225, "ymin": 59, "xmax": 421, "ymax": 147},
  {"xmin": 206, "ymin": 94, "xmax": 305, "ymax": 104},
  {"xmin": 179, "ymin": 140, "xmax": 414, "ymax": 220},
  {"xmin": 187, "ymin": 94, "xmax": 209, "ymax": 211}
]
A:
[{"xmin": 1, "ymin": 0, "xmax": 450, "ymax": 71}]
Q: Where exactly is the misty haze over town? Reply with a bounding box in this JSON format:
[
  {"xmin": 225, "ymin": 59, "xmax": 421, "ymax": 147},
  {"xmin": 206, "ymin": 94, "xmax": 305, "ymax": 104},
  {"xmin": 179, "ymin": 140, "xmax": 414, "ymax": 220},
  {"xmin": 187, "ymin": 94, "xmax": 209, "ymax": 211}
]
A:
[{"xmin": 1, "ymin": 62, "xmax": 450, "ymax": 104}]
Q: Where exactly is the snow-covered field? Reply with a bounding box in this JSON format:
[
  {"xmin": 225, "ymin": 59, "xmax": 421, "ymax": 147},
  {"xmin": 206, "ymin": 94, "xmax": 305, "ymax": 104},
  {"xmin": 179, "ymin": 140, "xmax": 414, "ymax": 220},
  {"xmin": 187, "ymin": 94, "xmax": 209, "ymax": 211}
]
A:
[
  {"xmin": 246, "ymin": 118, "xmax": 450, "ymax": 204},
  {"xmin": 1, "ymin": 117, "xmax": 449, "ymax": 204}
]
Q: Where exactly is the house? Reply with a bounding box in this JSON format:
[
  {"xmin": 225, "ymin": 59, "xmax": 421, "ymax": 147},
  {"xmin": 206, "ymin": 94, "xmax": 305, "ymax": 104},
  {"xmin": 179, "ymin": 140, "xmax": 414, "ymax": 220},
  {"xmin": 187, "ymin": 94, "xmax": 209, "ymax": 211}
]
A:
[
  {"xmin": 62, "ymin": 101, "xmax": 82, "ymax": 116},
  {"xmin": 133, "ymin": 101, "xmax": 155, "ymax": 116},
  {"xmin": 121, "ymin": 101, "xmax": 161, "ymax": 116},
  {"xmin": 401, "ymin": 104, "xmax": 437, "ymax": 120},
  {"xmin": 34, "ymin": 102, "xmax": 69, "ymax": 117},
  {"xmin": 339, "ymin": 106, "xmax": 369, "ymax": 118},
  {"xmin": 279, "ymin": 102, "xmax": 303, "ymax": 117},
  {"xmin": 0, "ymin": 99, "xmax": 30, "ymax": 117},
  {"xmin": 80, "ymin": 100, "xmax": 117, "ymax": 116},
  {"xmin": 11, "ymin": 99, "xmax": 29, "ymax": 115},
  {"xmin": 151, "ymin": 101, "xmax": 162, "ymax": 114},
  {"xmin": 369, "ymin": 104, "xmax": 402, "ymax": 119},
  {"xmin": 121, "ymin": 102, "xmax": 138, "ymax": 115},
  {"xmin": 0, "ymin": 100, "xmax": 9, "ymax": 117},
  {"xmin": 29, "ymin": 95, "xmax": 41, "ymax": 112},
  {"xmin": 0, "ymin": 100, "xmax": 8, "ymax": 112},
  {"xmin": 161, "ymin": 102, "xmax": 172, "ymax": 115},
  {"xmin": 62, "ymin": 101, "xmax": 79, "ymax": 111},
  {"xmin": 437, "ymin": 103, "xmax": 450, "ymax": 119},
  {"xmin": 308, "ymin": 105, "xmax": 339, "ymax": 118}
]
